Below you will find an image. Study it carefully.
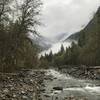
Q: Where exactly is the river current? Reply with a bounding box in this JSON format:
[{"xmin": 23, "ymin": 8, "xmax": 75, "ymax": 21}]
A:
[{"xmin": 41, "ymin": 69, "xmax": 100, "ymax": 100}]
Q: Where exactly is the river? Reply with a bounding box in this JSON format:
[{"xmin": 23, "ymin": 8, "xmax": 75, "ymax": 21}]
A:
[{"xmin": 40, "ymin": 69, "xmax": 100, "ymax": 100}]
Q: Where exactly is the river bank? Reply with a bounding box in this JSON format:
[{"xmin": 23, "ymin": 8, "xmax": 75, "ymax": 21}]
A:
[
  {"xmin": 40, "ymin": 69, "xmax": 100, "ymax": 100},
  {"xmin": 57, "ymin": 65, "xmax": 100, "ymax": 80},
  {"xmin": 0, "ymin": 68, "xmax": 100, "ymax": 100},
  {"xmin": 0, "ymin": 69, "xmax": 46, "ymax": 100}
]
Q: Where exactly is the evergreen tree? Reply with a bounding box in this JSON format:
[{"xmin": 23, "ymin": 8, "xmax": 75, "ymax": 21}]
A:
[
  {"xmin": 60, "ymin": 44, "xmax": 64, "ymax": 53},
  {"xmin": 48, "ymin": 50, "xmax": 53, "ymax": 62}
]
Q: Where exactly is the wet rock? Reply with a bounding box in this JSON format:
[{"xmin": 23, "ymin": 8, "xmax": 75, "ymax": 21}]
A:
[
  {"xmin": 21, "ymin": 91, "xmax": 26, "ymax": 94},
  {"xmin": 13, "ymin": 94, "xmax": 17, "ymax": 98},
  {"xmin": 40, "ymin": 88, "xmax": 46, "ymax": 92},
  {"xmin": 44, "ymin": 94, "xmax": 50, "ymax": 98},
  {"xmin": 3, "ymin": 88, "xmax": 9, "ymax": 93},
  {"xmin": 53, "ymin": 87, "xmax": 63, "ymax": 91},
  {"xmin": 22, "ymin": 95, "xmax": 28, "ymax": 99}
]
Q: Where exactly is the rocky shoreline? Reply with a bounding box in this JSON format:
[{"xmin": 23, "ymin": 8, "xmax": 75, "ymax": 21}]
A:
[
  {"xmin": 58, "ymin": 65, "xmax": 100, "ymax": 80},
  {"xmin": 0, "ymin": 67, "xmax": 100, "ymax": 100},
  {"xmin": 0, "ymin": 69, "xmax": 46, "ymax": 100},
  {"xmin": 39, "ymin": 69, "xmax": 100, "ymax": 100}
]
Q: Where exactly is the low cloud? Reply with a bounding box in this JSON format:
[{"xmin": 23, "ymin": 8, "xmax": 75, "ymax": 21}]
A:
[{"xmin": 39, "ymin": 0, "xmax": 100, "ymax": 39}]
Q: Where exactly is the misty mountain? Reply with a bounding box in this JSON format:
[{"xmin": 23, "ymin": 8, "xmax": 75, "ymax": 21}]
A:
[
  {"xmin": 65, "ymin": 7, "xmax": 100, "ymax": 43},
  {"xmin": 77, "ymin": 6, "xmax": 100, "ymax": 48},
  {"xmin": 28, "ymin": 34, "xmax": 53, "ymax": 50},
  {"xmin": 41, "ymin": 6, "xmax": 100, "ymax": 67},
  {"xmin": 63, "ymin": 6, "xmax": 100, "ymax": 65},
  {"xmin": 53, "ymin": 33, "xmax": 68, "ymax": 42},
  {"xmin": 65, "ymin": 32, "xmax": 80, "ymax": 41}
]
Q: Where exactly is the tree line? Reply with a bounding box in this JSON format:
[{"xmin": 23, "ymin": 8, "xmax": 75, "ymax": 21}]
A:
[{"xmin": 0, "ymin": 0, "xmax": 42, "ymax": 72}]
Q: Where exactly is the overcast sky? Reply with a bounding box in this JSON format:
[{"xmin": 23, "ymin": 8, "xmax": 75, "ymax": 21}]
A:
[{"xmin": 38, "ymin": 0, "xmax": 100, "ymax": 39}]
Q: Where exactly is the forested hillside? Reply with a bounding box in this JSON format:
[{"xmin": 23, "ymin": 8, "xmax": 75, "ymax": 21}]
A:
[
  {"xmin": 40, "ymin": 7, "xmax": 100, "ymax": 67},
  {"xmin": 78, "ymin": 7, "xmax": 100, "ymax": 65}
]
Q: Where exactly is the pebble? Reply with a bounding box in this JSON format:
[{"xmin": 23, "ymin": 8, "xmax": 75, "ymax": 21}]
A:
[
  {"xmin": 22, "ymin": 95, "xmax": 28, "ymax": 99},
  {"xmin": 0, "ymin": 70, "xmax": 45, "ymax": 100},
  {"xmin": 3, "ymin": 88, "xmax": 9, "ymax": 93}
]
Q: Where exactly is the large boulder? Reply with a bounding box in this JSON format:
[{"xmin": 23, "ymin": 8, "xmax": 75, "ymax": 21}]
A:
[{"xmin": 53, "ymin": 87, "xmax": 63, "ymax": 91}]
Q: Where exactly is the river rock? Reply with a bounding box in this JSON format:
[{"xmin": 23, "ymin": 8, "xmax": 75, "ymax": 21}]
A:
[
  {"xmin": 3, "ymin": 88, "xmax": 9, "ymax": 93},
  {"xmin": 53, "ymin": 87, "xmax": 63, "ymax": 91},
  {"xmin": 22, "ymin": 95, "xmax": 28, "ymax": 99},
  {"xmin": 0, "ymin": 69, "xmax": 46, "ymax": 100},
  {"xmin": 44, "ymin": 94, "xmax": 50, "ymax": 98}
]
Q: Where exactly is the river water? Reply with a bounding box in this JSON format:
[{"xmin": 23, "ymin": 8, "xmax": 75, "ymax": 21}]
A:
[{"xmin": 41, "ymin": 69, "xmax": 100, "ymax": 100}]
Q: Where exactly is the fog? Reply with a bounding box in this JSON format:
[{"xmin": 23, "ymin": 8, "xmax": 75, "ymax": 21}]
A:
[{"xmin": 39, "ymin": 0, "xmax": 100, "ymax": 40}]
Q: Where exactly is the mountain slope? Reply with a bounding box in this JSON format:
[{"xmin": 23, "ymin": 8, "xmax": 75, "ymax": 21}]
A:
[
  {"xmin": 59, "ymin": 7, "xmax": 100, "ymax": 66},
  {"xmin": 28, "ymin": 34, "xmax": 53, "ymax": 50},
  {"xmin": 78, "ymin": 7, "xmax": 100, "ymax": 47},
  {"xmin": 65, "ymin": 7, "xmax": 99, "ymax": 44},
  {"xmin": 65, "ymin": 32, "xmax": 81, "ymax": 41},
  {"xmin": 53, "ymin": 33, "xmax": 68, "ymax": 42},
  {"xmin": 40, "ymin": 7, "xmax": 100, "ymax": 67}
]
